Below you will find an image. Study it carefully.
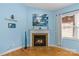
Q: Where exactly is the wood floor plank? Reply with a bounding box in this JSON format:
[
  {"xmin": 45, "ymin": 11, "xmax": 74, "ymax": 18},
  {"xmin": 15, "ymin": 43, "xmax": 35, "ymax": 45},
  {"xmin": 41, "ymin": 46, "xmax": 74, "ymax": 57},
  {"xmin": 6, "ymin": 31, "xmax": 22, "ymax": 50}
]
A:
[{"xmin": 4, "ymin": 47, "xmax": 79, "ymax": 56}]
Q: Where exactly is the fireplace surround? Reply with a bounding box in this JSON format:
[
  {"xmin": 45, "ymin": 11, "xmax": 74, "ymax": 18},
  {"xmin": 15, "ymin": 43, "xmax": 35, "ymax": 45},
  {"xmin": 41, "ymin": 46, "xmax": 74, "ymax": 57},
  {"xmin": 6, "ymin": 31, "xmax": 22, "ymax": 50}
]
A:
[{"xmin": 30, "ymin": 29, "xmax": 49, "ymax": 47}]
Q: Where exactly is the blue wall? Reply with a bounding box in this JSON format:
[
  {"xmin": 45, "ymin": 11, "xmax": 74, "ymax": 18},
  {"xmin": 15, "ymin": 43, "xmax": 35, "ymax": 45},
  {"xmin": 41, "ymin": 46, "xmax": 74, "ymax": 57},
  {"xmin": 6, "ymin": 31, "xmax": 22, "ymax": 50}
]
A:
[
  {"xmin": 0, "ymin": 3, "xmax": 55, "ymax": 54},
  {"xmin": 0, "ymin": 4, "xmax": 28, "ymax": 53},
  {"xmin": 54, "ymin": 3, "xmax": 79, "ymax": 51}
]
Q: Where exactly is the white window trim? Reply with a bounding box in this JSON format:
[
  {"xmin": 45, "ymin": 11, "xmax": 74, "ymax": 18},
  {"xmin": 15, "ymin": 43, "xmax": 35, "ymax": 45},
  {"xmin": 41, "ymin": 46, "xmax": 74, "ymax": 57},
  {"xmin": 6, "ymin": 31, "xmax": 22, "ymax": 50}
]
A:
[{"xmin": 60, "ymin": 10, "xmax": 79, "ymax": 40}]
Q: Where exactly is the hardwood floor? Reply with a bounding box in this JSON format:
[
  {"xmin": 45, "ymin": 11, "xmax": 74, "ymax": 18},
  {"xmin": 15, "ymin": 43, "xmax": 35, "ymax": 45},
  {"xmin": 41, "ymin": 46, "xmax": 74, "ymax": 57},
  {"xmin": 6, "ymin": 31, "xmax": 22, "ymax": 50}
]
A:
[{"xmin": 4, "ymin": 46, "xmax": 79, "ymax": 56}]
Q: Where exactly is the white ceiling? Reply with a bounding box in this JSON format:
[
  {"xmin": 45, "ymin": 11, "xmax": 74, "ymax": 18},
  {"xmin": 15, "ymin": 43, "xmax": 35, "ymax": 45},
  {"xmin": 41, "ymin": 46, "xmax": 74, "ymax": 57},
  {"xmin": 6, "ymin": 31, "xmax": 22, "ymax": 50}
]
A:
[{"xmin": 25, "ymin": 3, "xmax": 74, "ymax": 11}]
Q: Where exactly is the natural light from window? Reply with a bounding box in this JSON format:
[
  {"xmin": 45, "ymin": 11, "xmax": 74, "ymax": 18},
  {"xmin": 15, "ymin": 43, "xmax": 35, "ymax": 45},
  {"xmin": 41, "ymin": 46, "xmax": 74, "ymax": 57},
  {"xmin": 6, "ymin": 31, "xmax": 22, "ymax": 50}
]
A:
[{"xmin": 61, "ymin": 12, "xmax": 79, "ymax": 39}]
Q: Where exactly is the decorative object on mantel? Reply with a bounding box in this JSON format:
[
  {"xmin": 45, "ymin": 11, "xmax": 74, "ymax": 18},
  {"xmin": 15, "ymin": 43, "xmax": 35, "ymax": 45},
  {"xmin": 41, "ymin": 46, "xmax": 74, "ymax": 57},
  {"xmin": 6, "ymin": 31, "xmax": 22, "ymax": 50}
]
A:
[
  {"xmin": 39, "ymin": 27, "xmax": 42, "ymax": 30},
  {"xmin": 5, "ymin": 14, "xmax": 17, "ymax": 22},
  {"xmin": 32, "ymin": 14, "xmax": 48, "ymax": 29},
  {"xmin": 8, "ymin": 23, "xmax": 16, "ymax": 28}
]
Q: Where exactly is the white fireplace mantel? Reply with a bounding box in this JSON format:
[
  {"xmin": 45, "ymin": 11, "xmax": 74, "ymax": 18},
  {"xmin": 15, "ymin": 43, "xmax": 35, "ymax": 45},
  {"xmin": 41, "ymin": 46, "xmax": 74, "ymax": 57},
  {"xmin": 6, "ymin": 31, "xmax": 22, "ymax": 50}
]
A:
[
  {"xmin": 30, "ymin": 29, "xmax": 49, "ymax": 33},
  {"xmin": 30, "ymin": 29, "xmax": 50, "ymax": 47}
]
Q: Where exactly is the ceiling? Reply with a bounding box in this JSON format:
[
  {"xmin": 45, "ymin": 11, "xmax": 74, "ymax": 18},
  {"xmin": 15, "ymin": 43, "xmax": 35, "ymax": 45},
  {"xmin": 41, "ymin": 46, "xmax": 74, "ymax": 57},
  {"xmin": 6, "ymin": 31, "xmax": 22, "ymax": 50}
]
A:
[{"xmin": 25, "ymin": 3, "xmax": 74, "ymax": 11}]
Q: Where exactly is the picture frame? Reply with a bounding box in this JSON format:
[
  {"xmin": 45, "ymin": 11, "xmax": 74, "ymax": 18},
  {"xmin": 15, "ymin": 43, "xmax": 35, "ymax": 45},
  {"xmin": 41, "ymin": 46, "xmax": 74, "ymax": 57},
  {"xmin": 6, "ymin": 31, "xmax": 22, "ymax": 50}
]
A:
[
  {"xmin": 8, "ymin": 23, "xmax": 16, "ymax": 28},
  {"xmin": 32, "ymin": 14, "xmax": 48, "ymax": 26}
]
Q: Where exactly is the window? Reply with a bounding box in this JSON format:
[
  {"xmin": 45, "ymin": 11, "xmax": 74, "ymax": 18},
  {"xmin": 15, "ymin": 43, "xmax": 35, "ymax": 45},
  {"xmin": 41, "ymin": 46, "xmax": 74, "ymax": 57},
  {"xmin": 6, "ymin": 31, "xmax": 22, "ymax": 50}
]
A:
[
  {"xmin": 75, "ymin": 13, "xmax": 79, "ymax": 39},
  {"xmin": 61, "ymin": 12, "xmax": 79, "ymax": 39}
]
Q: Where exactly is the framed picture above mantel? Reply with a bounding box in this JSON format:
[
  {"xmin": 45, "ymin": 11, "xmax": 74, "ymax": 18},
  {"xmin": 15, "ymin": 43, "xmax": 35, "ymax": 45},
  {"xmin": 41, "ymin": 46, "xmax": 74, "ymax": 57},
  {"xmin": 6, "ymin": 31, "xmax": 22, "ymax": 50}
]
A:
[{"xmin": 32, "ymin": 14, "xmax": 48, "ymax": 29}]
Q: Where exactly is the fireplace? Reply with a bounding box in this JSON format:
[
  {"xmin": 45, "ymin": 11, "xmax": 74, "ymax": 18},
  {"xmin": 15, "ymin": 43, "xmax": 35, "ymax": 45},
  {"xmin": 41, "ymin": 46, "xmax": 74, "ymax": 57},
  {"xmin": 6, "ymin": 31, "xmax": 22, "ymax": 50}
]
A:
[{"xmin": 32, "ymin": 33, "xmax": 48, "ymax": 47}]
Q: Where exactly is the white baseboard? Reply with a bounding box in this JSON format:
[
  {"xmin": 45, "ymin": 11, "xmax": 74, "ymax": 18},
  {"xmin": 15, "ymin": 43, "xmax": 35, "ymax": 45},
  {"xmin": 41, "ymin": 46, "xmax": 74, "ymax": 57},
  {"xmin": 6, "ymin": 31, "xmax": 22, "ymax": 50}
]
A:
[
  {"xmin": 0, "ymin": 46, "xmax": 22, "ymax": 56},
  {"xmin": 51, "ymin": 44, "xmax": 79, "ymax": 54}
]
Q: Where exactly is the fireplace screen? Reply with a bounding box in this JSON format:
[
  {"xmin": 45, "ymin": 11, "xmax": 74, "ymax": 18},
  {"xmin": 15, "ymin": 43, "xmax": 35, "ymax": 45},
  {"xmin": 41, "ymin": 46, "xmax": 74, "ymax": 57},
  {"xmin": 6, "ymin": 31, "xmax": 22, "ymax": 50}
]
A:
[{"xmin": 34, "ymin": 35, "xmax": 46, "ymax": 46}]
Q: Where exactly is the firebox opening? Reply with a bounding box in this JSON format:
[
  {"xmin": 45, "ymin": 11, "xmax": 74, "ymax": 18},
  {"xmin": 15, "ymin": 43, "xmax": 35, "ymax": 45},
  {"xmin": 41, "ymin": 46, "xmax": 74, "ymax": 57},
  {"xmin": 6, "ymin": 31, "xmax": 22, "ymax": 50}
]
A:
[{"xmin": 32, "ymin": 33, "xmax": 48, "ymax": 47}]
